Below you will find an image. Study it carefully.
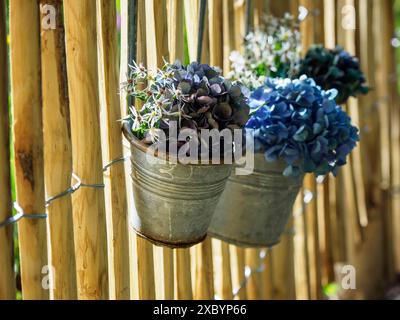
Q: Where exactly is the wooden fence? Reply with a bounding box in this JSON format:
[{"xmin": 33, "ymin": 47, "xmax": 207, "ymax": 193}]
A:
[{"xmin": 0, "ymin": 0, "xmax": 399, "ymax": 300}]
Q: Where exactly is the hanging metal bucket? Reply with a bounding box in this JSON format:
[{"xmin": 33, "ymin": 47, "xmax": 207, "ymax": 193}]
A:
[
  {"xmin": 123, "ymin": 124, "xmax": 233, "ymax": 248},
  {"xmin": 209, "ymin": 153, "xmax": 303, "ymax": 247}
]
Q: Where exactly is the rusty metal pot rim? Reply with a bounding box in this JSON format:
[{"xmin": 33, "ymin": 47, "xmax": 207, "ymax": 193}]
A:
[{"xmin": 122, "ymin": 121, "xmax": 235, "ymax": 167}]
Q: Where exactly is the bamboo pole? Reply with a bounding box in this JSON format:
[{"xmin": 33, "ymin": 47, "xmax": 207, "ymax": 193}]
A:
[
  {"xmin": 331, "ymin": 0, "xmax": 388, "ymax": 298},
  {"xmin": 183, "ymin": 0, "xmax": 210, "ymax": 63},
  {"xmin": 40, "ymin": 0, "xmax": 77, "ymax": 300},
  {"xmin": 195, "ymin": 238, "xmax": 215, "ymax": 299},
  {"xmin": 267, "ymin": 0, "xmax": 300, "ymax": 300},
  {"xmin": 324, "ymin": 0, "xmax": 348, "ymax": 268},
  {"xmin": 126, "ymin": 0, "xmax": 157, "ymax": 301},
  {"xmin": 167, "ymin": 0, "xmax": 184, "ymax": 62},
  {"xmin": 303, "ymin": 177, "xmax": 322, "ymax": 300},
  {"xmin": 176, "ymin": 249, "xmax": 193, "ymax": 299},
  {"xmin": 269, "ymin": 0, "xmax": 296, "ymax": 17},
  {"xmin": 253, "ymin": 0, "xmax": 265, "ymax": 28},
  {"xmin": 97, "ymin": 0, "xmax": 130, "ymax": 300},
  {"xmin": 182, "ymin": 0, "xmax": 215, "ymax": 300},
  {"xmin": 324, "ymin": 0, "xmax": 336, "ymax": 47},
  {"xmin": 261, "ymin": 250, "xmax": 273, "ymax": 300},
  {"xmin": 119, "ymin": 0, "xmax": 140, "ymax": 300},
  {"xmin": 341, "ymin": 0, "xmax": 369, "ymax": 232},
  {"xmin": 299, "ymin": 0, "xmax": 323, "ymax": 299},
  {"xmin": 293, "ymin": 193, "xmax": 311, "ymax": 299},
  {"xmin": 373, "ymin": 0, "xmax": 396, "ymax": 284},
  {"xmin": 210, "ymin": 0, "xmax": 232, "ymax": 301},
  {"xmin": 233, "ymin": 1, "xmax": 246, "ymax": 52},
  {"xmin": 145, "ymin": 0, "xmax": 174, "ymax": 300},
  {"xmin": 63, "ymin": 0, "xmax": 109, "ymax": 299},
  {"xmin": 358, "ymin": 0, "xmax": 380, "ymax": 207},
  {"xmin": 184, "ymin": 0, "xmax": 200, "ymax": 61},
  {"xmin": 209, "ymin": 0, "xmax": 223, "ymax": 68},
  {"xmin": 0, "ymin": 0, "xmax": 16, "ymax": 300},
  {"xmin": 387, "ymin": 0, "xmax": 400, "ymax": 274},
  {"xmin": 233, "ymin": 247, "xmax": 247, "ymax": 300},
  {"xmin": 145, "ymin": 0, "xmax": 169, "ymax": 69},
  {"xmin": 245, "ymin": 249, "xmax": 262, "ymax": 300},
  {"xmin": 222, "ymin": 0, "xmax": 236, "ymax": 75},
  {"xmin": 270, "ymin": 232, "xmax": 296, "ymax": 299},
  {"xmin": 166, "ymin": 0, "xmax": 193, "ymax": 300},
  {"xmin": 136, "ymin": 238, "xmax": 156, "ymax": 299},
  {"xmin": 220, "ymin": 243, "xmax": 233, "ymax": 300},
  {"xmin": 9, "ymin": 0, "xmax": 48, "ymax": 300}
]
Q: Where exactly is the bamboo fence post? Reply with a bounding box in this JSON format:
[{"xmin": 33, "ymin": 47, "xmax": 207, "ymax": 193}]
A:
[
  {"xmin": 373, "ymin": 0, "xmax": 397, "ymax": 284},
  {"xmin": 269, "ymin": 0, "xmax": 296, "ymax": 17},
  {"xmin": 266, "ymin": 0, "xmax": 300, "ymax": 300},
  {"xmin": 232, "ymin": 247, "xmax": 247, "ymax": 300},
  {"xmin": 220, "ymin": 243, "xmax": 233, "ymax": 300},
  {"xmin": 145, "ymin": 0, "xmax": 174, "ymax": 300},
  {"xmin": 166, "ymin": 0, "xmax": 193, "ymax": 300},
  {"xmin": 311, "ymin": 6, "xmax": 330, "ymax": 289},
  {"xmin": 0, "ymin": 0, "xmax": 16, "ymax": 300},
  {"xmin": 209, "ymin": 0, "xmax": 223, "ymax": 68},
  {"xmin": 334, "ymin": 0, "xmax": 370, "ymax": 298},
  {"xmin": 126, "ymin": 0, "xmax": 157, "ymax": 300},
  {"xmin": 228, "ymin": 0, "xmax": 247, "ymax": 300},
  {"xmin": 341, "ymin": 0, "xmax": 369, "ymax": 232},
  {"xmin": 185, "ymin": 0, "xmax": 201, "ymax": 61},
  {"xmin": 387, "ymin": 0, "xmax": 400, "ymax": 274},
  {"xmin": 245, "ymin": 249, "xmax": 262, "ymax": 300},
  {"xmin": 358, "ymin": 0, "xmax": 381, "ymax": 207},
  {"xmin": 293, "ymin": 194, "xmax": 311, "ymax": 299},
  {"xmin": 39, "ymin": 0, "xmax": 77, "ymax": 300},
  {"xmin": 303, "ymin": 63, "xmax": 323, "ymax": 300},
  {"xmin": 253, "ymin": 0, "xmax": 265, "ymax": 28},
  {"xmin": 119, "ymin": 0, "xmax": 140, "ymax": 300},
  {"xmin": 222, "ymin": 0, "xmax": 236, "ymax": 76},
  {"xmin": 211, "ymin": 0, "xmax": 233, "ymax": 301},
  {"xmin": 63, "ymin": 0, "xmax": 109, "ymax": 299},
  {"xmin": 270, "ymin": 232, "xmax": 296, "ymax": 299},
  {"xmin": 136, "ymin": 238, "xmax": 156, "ymax": 299},
  {"xmin": 183, "ymin": 0, "xmax": 215, "ymax": 300},
  {"xmin": 212, "ymin": 239, "xmax": 233, "ymax": 300},
  {"xmin": 97, "ymin": 0, "xmax": 131, "ymax": 300},
  {"xmin": 324, "ymin": 0, "xmax": 336, "ymax": 47},
  {"xmin": 324, "ymin": 0, "xmax": 347, "ymax": 269},
  {"xmin": 9, "ymin": 0, "xmax": 48, "ymax": 300},
  {"xmin": 167, "ymin": 0, "xmax": 184, "ymax": 62},
  {"xmin": 299, "ymin": 0, "xmax": 323, "ymax": 299},
  {"xmin": 261, "ymin": 251, "xmax": 273, "ymax": 300},
  {"xmin": 195, "ymin": 238, "xmax": 215, "ymax": 299},
  {"xmin": 233, "ymin": 0, "xmax": 247, "ymax": 52},
  {"xmin": 316, "ymin": 0, "xmax": 335, "ymax": 285},
  {"xmin": 145, "ymin": 0, "xmax": 169, "ymax": 69},
  {"xmin": 176, "ymin": 249, "xmax": 194, "ymax": 299}
]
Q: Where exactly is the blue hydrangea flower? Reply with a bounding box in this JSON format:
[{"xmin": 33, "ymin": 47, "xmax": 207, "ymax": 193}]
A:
[{"xmin": 246, "ymin": 76, "xmax": 359, "ymax": 177}]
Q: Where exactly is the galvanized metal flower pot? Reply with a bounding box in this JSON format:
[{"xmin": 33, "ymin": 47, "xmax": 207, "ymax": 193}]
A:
[
  {"xmin": 209, "ymin": 153, "xmax": 303, "ymax": 247},
  {"xmin": 123, "ymin": 124, "xmax": 233, "ymax": 248}
]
